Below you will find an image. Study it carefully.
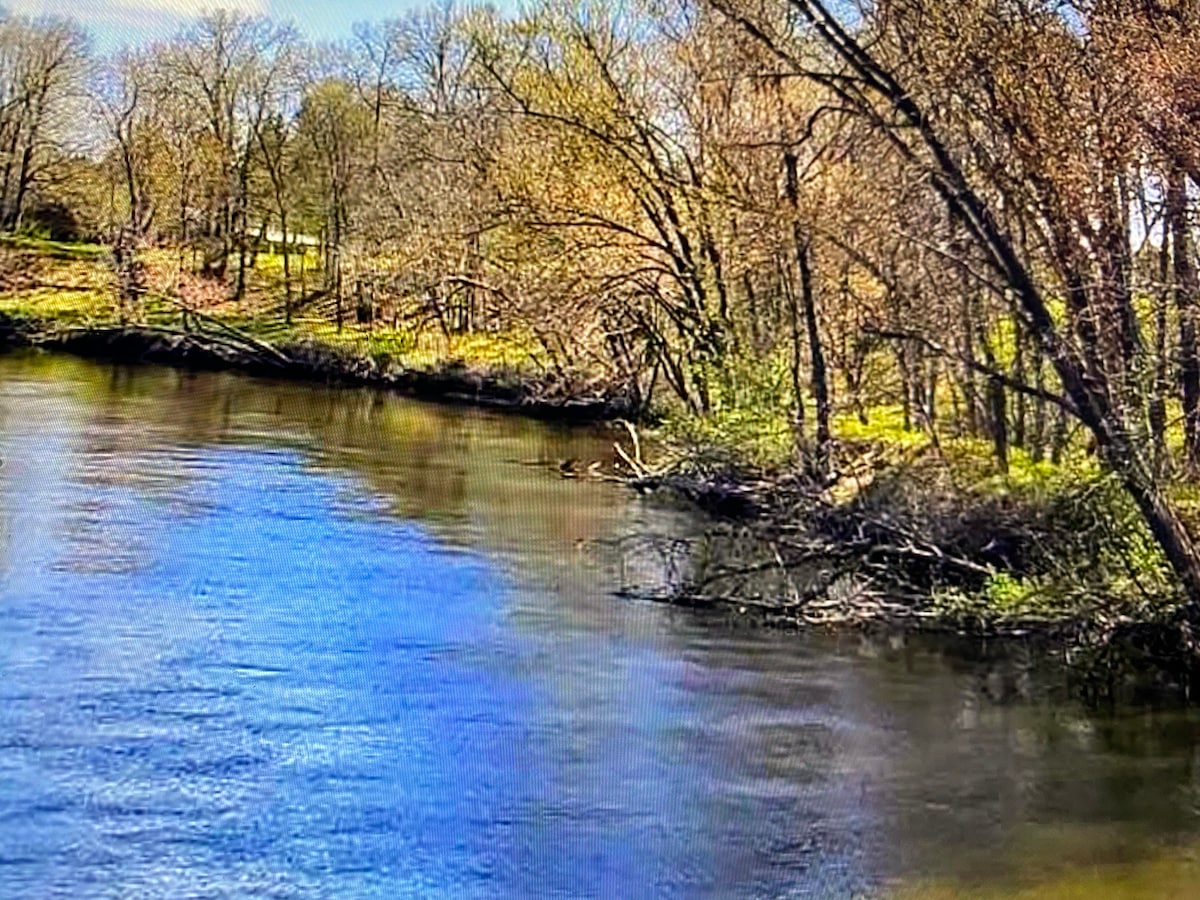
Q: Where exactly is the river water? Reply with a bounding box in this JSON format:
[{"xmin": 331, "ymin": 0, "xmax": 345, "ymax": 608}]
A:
[{"xmin": 2, "ymin": 350, "xmax": 1200, "ymax": 899}]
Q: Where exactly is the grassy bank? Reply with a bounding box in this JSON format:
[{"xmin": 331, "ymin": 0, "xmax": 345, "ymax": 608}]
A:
[
  {"xmin": 635, "ymin": 352, "xmax": 1199, "ymax": 659},
  {"xmin": 0, "ymin": 237, "xmax": 633, "ymax": 420}
]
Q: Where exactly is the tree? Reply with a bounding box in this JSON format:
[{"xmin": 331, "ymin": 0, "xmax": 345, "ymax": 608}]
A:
[
  {"xmin": 710, "ymin": 0, "xmax": 1200, "ymax": 608},
  {"xmin": 295, "ymin": 74, "xmax": 372, "ymax": 328},
  {"xmin": 166, "ymin": 11, "xmax": 295, "ymax": 293},
  {"xmin": 0, "ymin": 15, "xmax": 89, "ymax": 230},
  {"xmin": 96, "ymin": 51, "xmax": 157, "ymax": 236}
]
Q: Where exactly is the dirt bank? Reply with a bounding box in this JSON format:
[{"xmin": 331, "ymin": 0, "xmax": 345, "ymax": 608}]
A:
[{"xmin": 0, "ymin": 314, "xmax": 637, "ymax": 423}]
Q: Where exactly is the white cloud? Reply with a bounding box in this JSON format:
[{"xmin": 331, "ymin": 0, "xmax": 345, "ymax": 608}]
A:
[
  {"xmin": 7, "ymin": 0, "xmax": 271, "ymax": 50},
  {"xmin": 112, "ymin": 0, "xmax": 265, "ymax": 10},
  {"xmin": 10, "ymin": 0, "xmax": 269, "ymax": 21}
]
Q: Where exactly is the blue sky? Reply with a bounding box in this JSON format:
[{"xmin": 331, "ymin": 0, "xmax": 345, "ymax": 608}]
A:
[{"xmin": 9, "ymin": 0, "xmax": 475, "ymax": 53}]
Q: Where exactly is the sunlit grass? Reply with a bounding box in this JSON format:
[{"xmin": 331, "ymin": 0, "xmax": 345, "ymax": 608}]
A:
[
  {"xmin": 0, "ymin": 234, "xmax": 107, "ymax": 260},
  {"xmin": 288, "ymin": 320, "xmax": 547, "ymax": 376},
  {"xmin": 0, "ymin": 287, "xmax": 115, "ymax": 325},
  {"xmin": 0, "ymin": 245, "xmax": 552, "ymax": 381}
]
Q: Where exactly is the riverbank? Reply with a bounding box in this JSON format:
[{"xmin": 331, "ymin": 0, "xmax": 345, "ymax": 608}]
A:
[
  {"xmin": 5, "ymin": 313, "xmax": 1199, "ymax": 695},
  {"xmin": 0, "ymin": 314, "xmax": 636, "ymax": 423},
  {"xmin": 0, "ymin": 236, "xmax": 638, "ymax": 422},
  {"xmin": 619, "ymin": 436, "xmax": 1200, "ymax": 694},
  {"xmin": 2, "ymin": 238, "xmax": 1195, "ymax": 682}
]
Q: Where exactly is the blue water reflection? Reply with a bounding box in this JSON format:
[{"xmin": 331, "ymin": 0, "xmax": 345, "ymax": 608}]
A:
[
  {"xmin": 0, "ymin": 423, "xmax": 872, "ymax": 898},
  {"xmin": 5, "ymin": 356, "xmax": 1200, "ymax": 899}
]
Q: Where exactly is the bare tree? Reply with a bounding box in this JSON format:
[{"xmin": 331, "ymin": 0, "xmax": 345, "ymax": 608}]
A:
[{"xmin": 0, "ymin": 15, "xmax": 88, "ymax": 230}]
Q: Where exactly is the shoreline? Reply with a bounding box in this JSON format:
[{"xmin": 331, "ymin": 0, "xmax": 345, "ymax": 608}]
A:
[
  {"xmin": 5, "ymin": 312, "xmax": 1198, "ymax": 696},
  {"xmin": 0, "ymin": 314, "xmax": 637, "ymax": 424},
  {"xmin": 620, "ymin": 465, "xmax": 1200, "ymax": 693}
]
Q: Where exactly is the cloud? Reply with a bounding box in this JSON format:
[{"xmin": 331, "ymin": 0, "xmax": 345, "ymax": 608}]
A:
[
  {"xmin": 8, "ymin": 0, "xmax": 271, "ymax": 50},
  {"xmin": 10, "ymin": 0, "xmax": 268, "ymax": 23}
]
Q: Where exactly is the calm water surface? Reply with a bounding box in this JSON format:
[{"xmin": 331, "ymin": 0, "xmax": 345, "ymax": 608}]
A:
[{"xmin": 2, "ymin": 351, "xmax": 1200, "ymax": 899}]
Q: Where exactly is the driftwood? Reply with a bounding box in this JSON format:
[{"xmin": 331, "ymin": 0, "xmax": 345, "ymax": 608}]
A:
[{"xmin": 613, "ymin": 419, "xmax": 649, "ymax": 479}]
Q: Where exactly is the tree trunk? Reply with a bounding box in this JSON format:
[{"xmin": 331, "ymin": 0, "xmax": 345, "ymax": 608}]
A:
[
  {"xmin": 1169, "ymin": 169, "xmax": 1200, "ymax": 473},
  {"xmin": 11, "ymin": 142, "xmax": 35, "ymax": 231},
  {"xmin": 926, "ymin": 358, "xmax": 939, "ymax": 431},
  {"xmin": 335, "ymin": 252, "xmax": 343, "ymax": 333},
  {"xmin": 333, "ymin": 235, "xmax": 343, "ymax": 334},
  {"xmin": 1151, "ymin": 236, "xmax": 1171, "ymax": 477},
  {"xmin": 1103, "ymin": 434, "xmax": 1200, "ymax": 608},
  {"xmin": 795, "ymin": 225, "xmax": 830, "ymax": 476},
  {"xmin": 1030, "ymin": 343, "xmax": 1048, "ymax": 462},
  {"xmin": 235, "ymin": 205, "xmax": 249, "ymax": 302},
  {"xmin": 281, "ymin": 215, "xmax": 292, "ymax": 325},
  {"xmin": 0, "ymin": 127, "xmax": 19, "ymax": 226},
  {"xmin": 1011, "ymin": 317, "xmax": 1026, "ymax": 449},
  {"xmin": 787, "ymin": 260, "xmax": 805, "ymax": 453},
  {"xmin": 960, "ymin": 292, "xmax": 980, "ymax": 434}
]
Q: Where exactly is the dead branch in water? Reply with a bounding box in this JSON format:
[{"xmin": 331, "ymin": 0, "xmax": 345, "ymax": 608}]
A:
[
  {"xmin": 609, "ymin": 451, "xmax": 1070, "ymax": 627},
  {"xmin": 146, "ymin": 291, "xmax": 293, "ymax": 366},
  {"xmin": 37, "ymin": 322, "xmax": 294, "ymax": 372},
  {"xmin": 613, "ymin": 418, "xmax": 650, "ymax": 479}
]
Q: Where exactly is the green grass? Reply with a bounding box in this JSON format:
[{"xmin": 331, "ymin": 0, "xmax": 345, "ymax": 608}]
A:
[
  {"xmin": 0, "ymin": 244, "xmax": 551, "ymax": 384},
  {"xmin": 662, "ymin": 404, "xmax": 795, "ymax": 469},
  {"xmin": 233, "ymin": 316, "xmax": 545, "ymax": 378},
  {"xmin": 0, "ymin": 287, "xmax": 115, "ymax": 325},
  {"xmin": 0, "ymin": 234, "xmax": 107, "ymax": 260}
]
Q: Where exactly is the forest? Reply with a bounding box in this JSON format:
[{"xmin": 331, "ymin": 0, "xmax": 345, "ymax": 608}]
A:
[{"xmin": 4, "ymin": 0, "xmax": 1200, "ymax": 643}]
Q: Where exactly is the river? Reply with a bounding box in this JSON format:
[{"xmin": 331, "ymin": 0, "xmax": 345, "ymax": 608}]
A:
[{"xmin": 1, "ymin": 350, "xmax": 1200, "ymax": 899}]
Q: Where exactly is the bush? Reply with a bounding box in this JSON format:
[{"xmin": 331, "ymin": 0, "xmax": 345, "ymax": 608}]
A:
[{"xmin": 22, "ymin": 201, "xmax": 84, "ymax": 243}]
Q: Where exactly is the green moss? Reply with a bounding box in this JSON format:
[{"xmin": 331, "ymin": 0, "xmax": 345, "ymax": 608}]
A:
[
  {"xmin": 933, "ymin": 573, "xmax": 1065, "ymax": 623},
  {"xmin": 274, "ymin": 320, "xmax": 543, "ymax": 376},
  {"xmin": 929, "ymin": 466, "xmax": 1181, "ymax": 627},
  {"xmin": 662, "ymin": 405, "xmax": 795, "ymax": 470}
]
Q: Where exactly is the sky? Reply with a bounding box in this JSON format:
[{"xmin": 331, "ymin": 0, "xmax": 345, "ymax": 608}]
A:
[{"xmin": 8, "ymin": 0, "xmax": 452, "ymax": 53}]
